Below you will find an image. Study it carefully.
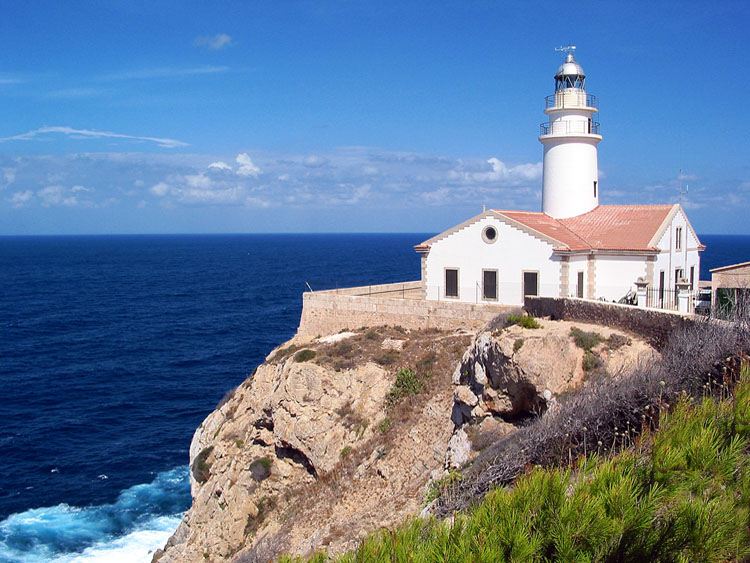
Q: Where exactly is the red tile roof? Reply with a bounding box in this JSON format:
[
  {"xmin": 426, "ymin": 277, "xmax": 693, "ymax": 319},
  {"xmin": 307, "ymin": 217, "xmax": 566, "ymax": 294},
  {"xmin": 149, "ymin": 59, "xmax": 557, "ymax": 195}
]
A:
[
  {"xmin": 417, "ymin": 205, "xmax": 686, "ymax": 253},
  {"xmin": 558, "ymin": 205, "xmax": 676, "ymax": 251}
]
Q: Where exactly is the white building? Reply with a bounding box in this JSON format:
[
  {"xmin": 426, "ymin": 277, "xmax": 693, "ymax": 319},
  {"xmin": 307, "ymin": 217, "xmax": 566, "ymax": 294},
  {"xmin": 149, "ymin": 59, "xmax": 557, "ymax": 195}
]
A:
[{"xmin": 416, "ymin": 47, "xmax": 704, "ymax": 307}]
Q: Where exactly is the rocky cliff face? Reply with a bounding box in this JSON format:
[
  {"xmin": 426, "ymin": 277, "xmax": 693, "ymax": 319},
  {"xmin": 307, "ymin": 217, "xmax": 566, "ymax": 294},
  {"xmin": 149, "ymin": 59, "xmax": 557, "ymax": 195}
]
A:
[
  {"xmin": 445, "ymin": 319, "xmax": 657, "ymax": 468},
  {"xmin": 155, "ymin": 319, "xmax": 655, "ymax": 563},
  {"xmin": 154, "ymin": 326, "xmax": 472, "ymax": 563}
]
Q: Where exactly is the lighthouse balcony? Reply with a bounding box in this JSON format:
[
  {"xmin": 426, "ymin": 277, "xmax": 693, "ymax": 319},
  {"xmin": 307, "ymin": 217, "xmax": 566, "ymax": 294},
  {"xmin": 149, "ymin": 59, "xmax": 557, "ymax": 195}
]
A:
[
  {"xmin": 545, "ymin": 92, "xmax": 598, "ymax": 112},
  {"xmin": 540, "ymin": 120, "xmax": 600, "ymax": 137}
]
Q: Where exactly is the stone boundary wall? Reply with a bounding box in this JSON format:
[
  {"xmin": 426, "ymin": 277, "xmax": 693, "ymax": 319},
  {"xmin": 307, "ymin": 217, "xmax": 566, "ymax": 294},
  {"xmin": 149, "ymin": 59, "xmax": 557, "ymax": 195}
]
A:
[
  {"xmin": 298, "ymin": 281, "xmax": 517, "ymax": 338},
  {"xmin": 318, "ymin": 280, "xmax": 424, "ymax": 298},
  {"xmin": 524, "ymin": 296, "xmax": 700, "ymax": 349}
]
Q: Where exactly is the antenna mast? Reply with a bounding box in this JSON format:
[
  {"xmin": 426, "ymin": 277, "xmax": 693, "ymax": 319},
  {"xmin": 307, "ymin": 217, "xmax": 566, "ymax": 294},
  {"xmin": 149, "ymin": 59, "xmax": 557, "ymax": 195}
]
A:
[{"xmin": 678, "ymin": 169, "xmax": 689, "ymax": 205}]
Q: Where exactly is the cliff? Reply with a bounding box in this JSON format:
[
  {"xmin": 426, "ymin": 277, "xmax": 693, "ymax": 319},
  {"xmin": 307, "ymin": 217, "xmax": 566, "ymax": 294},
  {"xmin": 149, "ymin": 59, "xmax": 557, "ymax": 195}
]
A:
[{"xmin": 154, "ymin": 318, "xmax": 655, "ymax": 562}]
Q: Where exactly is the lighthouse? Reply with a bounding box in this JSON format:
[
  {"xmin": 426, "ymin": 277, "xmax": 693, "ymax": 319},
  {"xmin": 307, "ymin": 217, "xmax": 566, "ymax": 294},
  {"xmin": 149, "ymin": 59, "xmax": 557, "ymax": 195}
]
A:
[{"xmin": 539, "ymin": 46, "xmax": 602, "ymax": 219}]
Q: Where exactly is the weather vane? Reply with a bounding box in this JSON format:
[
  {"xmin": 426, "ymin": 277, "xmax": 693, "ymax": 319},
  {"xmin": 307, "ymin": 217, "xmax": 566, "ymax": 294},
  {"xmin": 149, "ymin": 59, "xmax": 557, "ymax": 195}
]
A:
[{"xmin": 555, "ymin": 44, "xmax": 576, "ymax": 57}]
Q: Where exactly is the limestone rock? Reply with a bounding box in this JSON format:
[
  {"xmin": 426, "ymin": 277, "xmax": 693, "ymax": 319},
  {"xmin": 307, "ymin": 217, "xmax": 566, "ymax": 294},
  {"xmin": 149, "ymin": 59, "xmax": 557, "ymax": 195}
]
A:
[
  {"xmin": 156, "ymin": 328, "xmax": 464, "ymax": 563},
  {"xmin": 446, "ymin": 319, "xmax": 657, "ymax": 460},
  {"xmin": 446, "ymin": 429, "xmax": 471, "ymax": 468},
  {"xmin": 381, "ymin": 338, "xmax": 406, "ymax": 351}
]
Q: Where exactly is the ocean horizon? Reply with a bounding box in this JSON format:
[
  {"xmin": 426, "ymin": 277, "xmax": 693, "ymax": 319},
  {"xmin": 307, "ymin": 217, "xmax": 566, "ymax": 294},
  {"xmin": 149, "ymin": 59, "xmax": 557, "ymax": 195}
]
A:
[{"xmin": 1, "ymin": 232, "xmax": 748, "ymax": 562}]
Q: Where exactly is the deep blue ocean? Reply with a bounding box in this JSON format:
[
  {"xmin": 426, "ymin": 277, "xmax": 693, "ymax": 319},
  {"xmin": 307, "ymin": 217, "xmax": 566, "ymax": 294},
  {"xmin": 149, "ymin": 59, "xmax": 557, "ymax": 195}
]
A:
[{"xmin": 0, "ymin": 233, "xmax": 748, "ymax": 562}]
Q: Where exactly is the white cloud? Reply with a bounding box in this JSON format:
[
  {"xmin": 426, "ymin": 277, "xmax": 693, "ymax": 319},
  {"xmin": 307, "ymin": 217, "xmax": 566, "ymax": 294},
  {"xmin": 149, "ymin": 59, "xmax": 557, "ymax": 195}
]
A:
[
  {"xmin": 208, "ymin": 161, "xmax": 232, "ymax": 171},
  {"xmin": 71, "ymin": 185, "xmax": 90, "ymax": 193},
  {"xmin": 303, "ymin": 155, "xmax": 327, "ymax": 168},
  {"xmin": 38, "ymin": 185, "xmax": 82, "ymax": 207},
  {"xmin": 194, "ymin": 33, "xmax": 233, "ymax": 50},
  {"xmin": 185, "ymin": 174, "xmax": 212, "ymax": 188},
  {"xmin": 44, "ymin": 88, "xmax": 106, "ymax": 99},
  {"xmin": 455, "ymin": 157, "xmax": 543, "ymax": 184},
  {"xmin": 100, "ymin": 66, "xmax": 229, "ymax": 81},
  {"xmin": 0, "ymin": 126, "xmax": 188, "ymax": 149},
  {"xmin": 1, "ymin": 168, "xmax": 15, "ymax": 189},
  {"xmin": 236, "ymin": 153, "xmax": 260, "ymax": 177},
  {"xmin": 8, "ymin": 190, "xmax": 33, "ymax": 208},
  {"xmin": 150, "ymin": 182, "xmax": 171, "ymax": 196}
]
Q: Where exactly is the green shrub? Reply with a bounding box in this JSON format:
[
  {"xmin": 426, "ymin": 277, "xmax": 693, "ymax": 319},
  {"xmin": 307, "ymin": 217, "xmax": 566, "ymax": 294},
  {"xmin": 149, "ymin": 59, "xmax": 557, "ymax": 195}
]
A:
[
  {"xmin": 582, "ymin": 350, "xmax": 600, "ymax": 372},
  {"xmin": 294, "ymin": 349, "xmax": 316, "ymax": 362},
  {"xmin": 513, "ymin": 338, "xmax": 524, "ymax": 353},
  {"xmin": 570, "ymin": 327, "xmax": 604, "ymax": 351},
  {"xmin": 192, "ymin": 446, "xmax": 214, "ymax": 484},
  {"xmin": 249, "ymin": 457, "xmax": 272, "ymax": 482},
  {"xmin": 378, "ymin": 416, "xmax": 392, "ymax": 434},
  {"xmin": 506, "ymin": 313, "xmax": 540, "ymax": 329},
  {"xmin": 365, "ymin": 330, "xmax": 379, "ymax": 340},
  {"xmin": 425, "ymin": 470, "xmax": 463, "ymax": 504},
  {"xmin": 385, "ymin": 368, "xmax": 423, "ymax": 407},
  {"xmin": 340, "ymin": 446, "xmax": 352, "ymax": 458}
]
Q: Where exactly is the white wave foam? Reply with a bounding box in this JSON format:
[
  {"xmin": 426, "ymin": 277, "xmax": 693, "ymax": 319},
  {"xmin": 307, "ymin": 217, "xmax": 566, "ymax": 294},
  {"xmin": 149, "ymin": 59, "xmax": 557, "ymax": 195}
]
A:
[
  {"xmin": 57, "ymin": 515, "xmax": 182, "ymax": 563},
  {"xmin": 0, "ymin": 467, "xmax": 188, "ymax": 563}
]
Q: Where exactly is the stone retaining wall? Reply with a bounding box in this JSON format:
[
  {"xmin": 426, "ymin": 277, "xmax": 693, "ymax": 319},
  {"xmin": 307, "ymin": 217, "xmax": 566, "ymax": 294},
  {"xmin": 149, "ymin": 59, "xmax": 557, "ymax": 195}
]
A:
[
  {"xmin": 524, "ymin": 296, "xmax": 700, "ymax": 349},
  {"xmin": 298, "ymin": 281, "xmax": 517, "ymax": 338}
]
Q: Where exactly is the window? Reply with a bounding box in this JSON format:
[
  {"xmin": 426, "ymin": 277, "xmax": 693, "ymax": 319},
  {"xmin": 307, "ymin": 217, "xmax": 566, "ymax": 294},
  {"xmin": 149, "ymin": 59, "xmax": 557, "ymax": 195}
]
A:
[
  {"xmin": 675, "ymin": 227, "xmax": 682, "ymax": 250},
  {"xmin": 523, "ymin": 271, "xmax": 539, "ymax": 297},
  {"xmin": 445, "ymin": 268, "xmax": 458, "ymax": 298},
  {"xmin": 483, "ymin": 270, "xmax": 497, "ymax": 300},
  {"xmin": 674, "ymin": 268, "xmax": 684, "ymax": 292},
  {"xmin": 576, "ymin": 271, "xmax": 584, "ymax": 298},
  {"xmin": 482, "ymin": 225, "xmax": 498, "ymax": 244},
  {"xmin": 690, "ymin": 266, "xmax": 695, "ymax": 290},
  {"xmin": 659, "ymin": 271, "xmax": 665, "ymax": 303},
  {"xmin": 593, "ymin": 180, "xmax": 597, "ymax": 198}
]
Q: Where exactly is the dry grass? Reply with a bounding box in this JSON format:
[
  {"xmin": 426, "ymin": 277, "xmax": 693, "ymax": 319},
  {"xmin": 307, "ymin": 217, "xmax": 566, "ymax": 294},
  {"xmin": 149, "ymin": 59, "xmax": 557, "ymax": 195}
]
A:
[{"xmin": 435, "ymin": 315, "xmax": 750, "ymax": 516}]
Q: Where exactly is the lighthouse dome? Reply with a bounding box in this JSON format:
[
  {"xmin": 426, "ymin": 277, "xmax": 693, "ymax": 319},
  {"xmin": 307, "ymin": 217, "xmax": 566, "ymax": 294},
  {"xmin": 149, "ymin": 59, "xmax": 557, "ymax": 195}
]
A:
[{"xmin": 554, "ymin": 53, "xmax": 585, "ymax": 90}]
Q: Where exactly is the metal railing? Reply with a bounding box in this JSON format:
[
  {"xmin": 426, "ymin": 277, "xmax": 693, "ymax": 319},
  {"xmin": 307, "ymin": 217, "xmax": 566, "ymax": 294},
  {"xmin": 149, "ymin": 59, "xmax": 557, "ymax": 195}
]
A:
[
  {"xmin": 540, "ymin": 120, "xmax": 600, "ymax": 136},
  {"xmin": 545, "ymin": 92, "xmax": 598, "ymax": 110},
  {"xmin": 304, "ymin": 280, "xmax": 423, "ymax": 299},
  {"xmin": 646, "ymin": 287, "xmax": 679, "ymax": 311}
]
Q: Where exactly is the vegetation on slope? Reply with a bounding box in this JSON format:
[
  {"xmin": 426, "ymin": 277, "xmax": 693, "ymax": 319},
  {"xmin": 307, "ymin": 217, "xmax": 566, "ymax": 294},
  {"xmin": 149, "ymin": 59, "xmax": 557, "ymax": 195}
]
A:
[
  {"xmin": 282, "ymin": 362, "xmax": 750, "ymax": 562},
  {"xmin": 278, "ymin": 309, "xmax": 750, "ymax": 562}
]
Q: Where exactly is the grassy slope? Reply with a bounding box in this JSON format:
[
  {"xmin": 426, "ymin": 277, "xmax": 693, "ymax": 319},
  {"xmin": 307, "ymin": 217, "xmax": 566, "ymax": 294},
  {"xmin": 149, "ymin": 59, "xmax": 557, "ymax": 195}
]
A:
[{"xmin": 283, "ymin": 364, "xmax": 750, "ymax": 562}]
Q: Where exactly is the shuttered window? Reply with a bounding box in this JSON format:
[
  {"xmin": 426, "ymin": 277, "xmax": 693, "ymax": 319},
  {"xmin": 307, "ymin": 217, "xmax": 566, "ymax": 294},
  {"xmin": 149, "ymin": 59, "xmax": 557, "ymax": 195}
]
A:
[
  {"xmin": 483, "ymin": 270, "xmax": 498, "ymax": 300},
  {"xmin": 523, "ymin": 271, "xmax": 539, "ymax": 297},
  {"xmin": 445, "ymin": 269, "xmax": 458, "ymax": 298}
]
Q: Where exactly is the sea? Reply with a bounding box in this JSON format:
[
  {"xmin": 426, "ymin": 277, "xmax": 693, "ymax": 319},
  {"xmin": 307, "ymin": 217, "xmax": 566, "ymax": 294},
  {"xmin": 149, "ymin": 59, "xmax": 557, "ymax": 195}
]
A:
[{"xmin": 0, "ymin": 233, "xmax": 748, "ymax": 562}]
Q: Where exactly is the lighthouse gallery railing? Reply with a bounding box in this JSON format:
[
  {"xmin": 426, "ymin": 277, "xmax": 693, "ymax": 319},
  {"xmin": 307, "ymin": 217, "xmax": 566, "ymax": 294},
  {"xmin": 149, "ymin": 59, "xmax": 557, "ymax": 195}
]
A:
[
  {"xmin": 540, "ymin": 120, "xmax": 601, "ymax": 136},
  {"xmin": 545, "ymin": 92, "xmax": 598, "ymax": 110}
]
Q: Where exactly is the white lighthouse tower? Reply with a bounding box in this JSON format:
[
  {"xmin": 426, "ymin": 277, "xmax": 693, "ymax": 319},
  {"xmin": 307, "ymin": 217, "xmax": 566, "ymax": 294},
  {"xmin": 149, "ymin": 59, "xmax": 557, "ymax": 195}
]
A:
[{"xmin": 539, "ymin": 46, "xmax": 602, "ymax": 218}]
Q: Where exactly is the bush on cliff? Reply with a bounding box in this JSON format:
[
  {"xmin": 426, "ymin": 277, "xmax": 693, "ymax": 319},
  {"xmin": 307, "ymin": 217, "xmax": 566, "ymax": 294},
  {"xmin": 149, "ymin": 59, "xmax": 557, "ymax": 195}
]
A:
[
  {"xmin": 505, "ymin": 313, "xmax": 540, "ymax": 329},
  {"xmin": 385, "ymin": 367, "xmax": 423, "ymax": 408},
  {"xmin": 192, "ymin": 446, "xmax": 214, "ymax": 484},
  {"xmin": 295, "ymin": 349, "xmax": 316, "ymax": 362}
]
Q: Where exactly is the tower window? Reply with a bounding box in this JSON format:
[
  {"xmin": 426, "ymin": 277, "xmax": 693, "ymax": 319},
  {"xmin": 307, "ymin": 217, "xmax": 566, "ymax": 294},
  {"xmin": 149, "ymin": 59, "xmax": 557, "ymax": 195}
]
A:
[{"xmin": 593, "ymin": 181, "xmax": 597, "ymax": 198}]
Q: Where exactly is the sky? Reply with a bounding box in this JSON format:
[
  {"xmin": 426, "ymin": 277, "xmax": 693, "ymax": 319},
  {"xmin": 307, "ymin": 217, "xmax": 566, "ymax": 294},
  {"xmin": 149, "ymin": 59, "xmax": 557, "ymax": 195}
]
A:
[{"xmin": 0, "ymin": 0, "xmax": 748, "ymax": 235}]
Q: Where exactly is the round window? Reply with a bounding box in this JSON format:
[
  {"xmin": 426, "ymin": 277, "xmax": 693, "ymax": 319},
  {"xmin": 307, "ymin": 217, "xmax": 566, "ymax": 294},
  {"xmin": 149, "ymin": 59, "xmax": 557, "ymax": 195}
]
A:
[{"xmin": 482, "ymin": 225, "xmax": 498, "ymax": 244}]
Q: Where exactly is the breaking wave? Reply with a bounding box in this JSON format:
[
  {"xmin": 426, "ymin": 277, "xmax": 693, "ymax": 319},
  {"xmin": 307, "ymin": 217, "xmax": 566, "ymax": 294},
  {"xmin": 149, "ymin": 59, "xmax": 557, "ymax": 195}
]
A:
[{"xmin": 0, "ymin": 467, "xmax": 189, "ymax": 563}]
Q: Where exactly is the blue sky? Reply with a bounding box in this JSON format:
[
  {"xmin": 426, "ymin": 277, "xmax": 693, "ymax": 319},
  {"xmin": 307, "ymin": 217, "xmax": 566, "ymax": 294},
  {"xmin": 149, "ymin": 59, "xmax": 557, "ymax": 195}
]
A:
[{"xmin": 0, "ymin": 0, "xmax": 748, "ymax": 235}]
